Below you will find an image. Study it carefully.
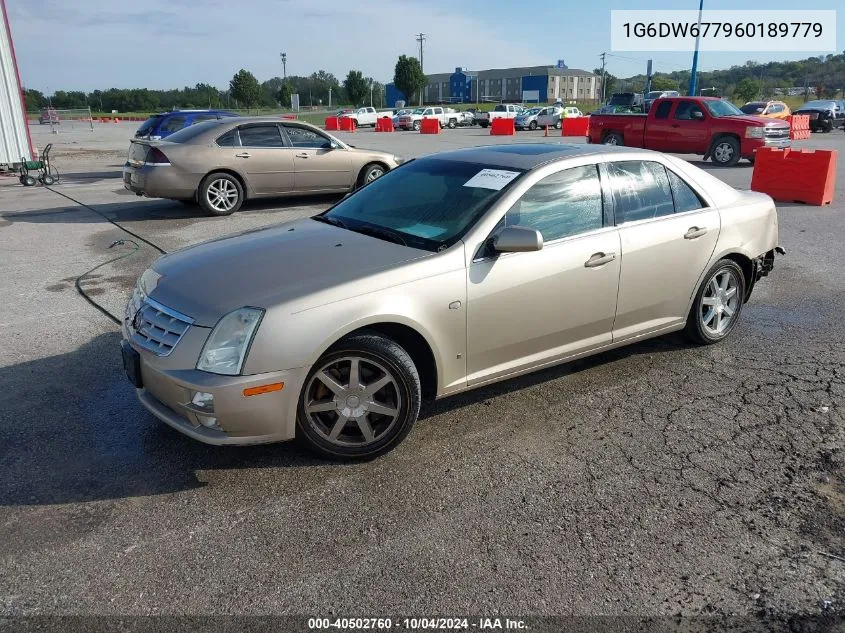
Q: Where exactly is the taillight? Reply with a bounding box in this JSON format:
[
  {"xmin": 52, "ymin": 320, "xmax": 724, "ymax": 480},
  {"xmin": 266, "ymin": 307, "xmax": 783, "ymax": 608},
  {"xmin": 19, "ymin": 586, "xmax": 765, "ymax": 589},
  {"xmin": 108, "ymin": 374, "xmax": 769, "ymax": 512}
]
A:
[{"xmin": 146, "ymin": 147, "xmax": 170, "ymax": 165}]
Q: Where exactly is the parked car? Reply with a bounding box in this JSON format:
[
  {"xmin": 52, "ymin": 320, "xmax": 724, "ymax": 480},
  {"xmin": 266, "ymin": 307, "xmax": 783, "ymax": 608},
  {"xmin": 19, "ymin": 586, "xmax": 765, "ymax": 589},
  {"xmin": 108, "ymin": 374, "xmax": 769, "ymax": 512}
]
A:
[
  {"xmin": 536, "ymin": 105, "xmax": 565, "ymax": 129},
  {"xmin": 562, "ymin": 106, "xmax": 584, "ymax": 118},
  {"xmin": 644, "ymin": 90, "xmax": 680, "ymax": 111},
  {"xmin": 514, "ymin": 107, "xmax": 543, "ymax": 130},
  {"xmin": 396, "ymin": 106, "xmax": 463, "ymax": 130},
  {"xmin": 38, "ymin": 107, "xmax": 60, "ymax": 125},
  {"xmin": 792, "ymin": 100, "xmax": 843, "ymax": 132},
  {"xmin": 123, "ymin": 117, "xmax": 401, "ymax": 215},
  {"xmin": 339, "ymin": 107, "xmax": 394, "ymax": 128},
  {"xmin": 391, "ymin": 109, "xmax": 411, "ymax": 127},
  {"xmin": 475, "ymin": 103, "xmax": 524, "ymax": 128},
  {"xmin": 135, "ymin": 110, "xmax": 239, "ymax": 140},
  {"xmin": 588, "ymin": 96, "xmax": 790, "ymax": 166},
  {"xmin": 121, "ymin": 143, "xmax": 782, "ymax": 459},
  {"xmin": 739, "ymin": 101, "xmax": 791, "ymax": 120}
]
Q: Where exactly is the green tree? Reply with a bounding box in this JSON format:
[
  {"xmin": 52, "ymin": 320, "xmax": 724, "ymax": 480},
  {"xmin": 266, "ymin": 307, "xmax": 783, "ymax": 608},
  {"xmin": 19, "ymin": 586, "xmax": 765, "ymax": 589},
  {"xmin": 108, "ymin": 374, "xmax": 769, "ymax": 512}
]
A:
[
  {"xmin": 594, "ymin": 68, "xmax": 616, "ymax": 100},
  {"xmin": 23, "ymin": 88, "xmax": 45, "ymax": 111},
  {"xmin": 650, "ymin": 75, "xmax": 679, "ymax": 91},
  {"xmin": 394, "ymin": 55, "xmax": 426, "ymax": 104},
  {"xmin": 343, "ymin": 70, "xmax": 369, "ymax": 106},
  {"xmin": 277, "ymin": 81, "xmax": 292, "ymax": 108},
  {"xmin": 229, "ymin": 69, "xmax": 261, "ymax": 107},
  {"xmin": 734, "ymin": 77, "xmax": 762, "ymax": 102}
]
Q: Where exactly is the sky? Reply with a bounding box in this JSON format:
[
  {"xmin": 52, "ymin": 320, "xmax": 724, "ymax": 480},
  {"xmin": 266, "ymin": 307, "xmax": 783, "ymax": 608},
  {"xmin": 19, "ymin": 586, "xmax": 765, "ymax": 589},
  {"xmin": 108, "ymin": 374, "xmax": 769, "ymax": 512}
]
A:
[{"xmin": 6, "ymin": 0, "xmax": 843, "ymax": 93}]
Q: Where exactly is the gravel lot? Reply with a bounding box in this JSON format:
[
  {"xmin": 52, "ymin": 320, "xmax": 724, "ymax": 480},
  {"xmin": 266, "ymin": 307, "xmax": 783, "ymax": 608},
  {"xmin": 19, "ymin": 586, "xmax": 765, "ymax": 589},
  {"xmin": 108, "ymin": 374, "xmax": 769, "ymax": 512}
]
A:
[{"xmin": 0, "ymin": 122, "xmax": 843, "ymax": 625}]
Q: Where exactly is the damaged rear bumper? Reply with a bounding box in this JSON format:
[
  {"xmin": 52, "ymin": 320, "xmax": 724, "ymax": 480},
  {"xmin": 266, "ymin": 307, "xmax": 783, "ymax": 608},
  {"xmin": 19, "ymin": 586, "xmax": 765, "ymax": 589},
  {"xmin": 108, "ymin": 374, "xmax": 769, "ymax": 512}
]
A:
[{"xmin": 746, "ymin": 246, "xmax": 785, "ymax": 300}]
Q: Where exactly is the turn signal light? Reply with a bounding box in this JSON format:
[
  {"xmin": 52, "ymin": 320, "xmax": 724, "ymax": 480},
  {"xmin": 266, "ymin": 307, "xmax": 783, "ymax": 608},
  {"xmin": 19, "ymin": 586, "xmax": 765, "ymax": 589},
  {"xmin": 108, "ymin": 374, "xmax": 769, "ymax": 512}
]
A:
[{"xmin": 243, "ymin": 382, "xmax": 284, "ymax": 397}]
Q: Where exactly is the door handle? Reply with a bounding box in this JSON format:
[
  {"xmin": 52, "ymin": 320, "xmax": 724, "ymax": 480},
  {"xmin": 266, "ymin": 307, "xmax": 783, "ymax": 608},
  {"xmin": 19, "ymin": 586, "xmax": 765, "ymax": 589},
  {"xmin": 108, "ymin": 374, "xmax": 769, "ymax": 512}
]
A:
[
  {"xmin": 584, "ymin": 252, "xmax": 616, "ymax": 268},
  {"xmin": 295, "ymin": 152, "xmax": 309, "ymax": 159},
  {"xmin": 684, "ymin": 226, "xmax": 708, "ymax": 240},
  {"xmin": 671, "ymin": 123, "xmax": 681, "ymax": 128},
  {"xmin": 234, "ymin": 152, "xmax": 251, "ymax": 158}
]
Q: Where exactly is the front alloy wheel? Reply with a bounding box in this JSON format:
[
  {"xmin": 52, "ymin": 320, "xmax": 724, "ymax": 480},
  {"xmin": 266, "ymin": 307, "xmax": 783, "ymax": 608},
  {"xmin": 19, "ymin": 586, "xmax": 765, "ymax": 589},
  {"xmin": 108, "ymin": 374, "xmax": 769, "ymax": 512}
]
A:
[
  {"xmin": 711, "ymin": 137, "xmax": 740, "ymax": 166},
  {"xmin": 297, "ymin": 334, "xmax": 421, "ymax": 459}
]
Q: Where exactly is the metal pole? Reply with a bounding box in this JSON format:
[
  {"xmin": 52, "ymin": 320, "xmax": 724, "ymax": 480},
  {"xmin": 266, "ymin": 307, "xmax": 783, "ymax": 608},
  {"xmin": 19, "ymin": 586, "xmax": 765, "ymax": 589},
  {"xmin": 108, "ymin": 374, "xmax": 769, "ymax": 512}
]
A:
[
  {"xmin": 688, "ymin": 0, "xmax": 704, "ymax": 96},
  {"xmin": 87, "ymin": 106, "xmax": 93, "ymax": 131},
  {"xmin": 599, "ymin": 52, "xmax": 607, "ymax": 102}
]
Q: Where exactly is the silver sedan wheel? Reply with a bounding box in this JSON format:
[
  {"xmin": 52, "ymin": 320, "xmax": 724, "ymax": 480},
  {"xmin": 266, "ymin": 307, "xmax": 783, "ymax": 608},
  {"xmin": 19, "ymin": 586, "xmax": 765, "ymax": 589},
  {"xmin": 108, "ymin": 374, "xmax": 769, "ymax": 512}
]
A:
[
  {"xmin": 206, "ymin": 178, "xmax": 239, "ymax": 213},
  {"xmin": 700, "ymin": 268, "xmax": 740, "ymax": 336},
  {"xmin": 304, "ymin": 356, "xmax": 402, "ymax": 447},
  {"xmin": 713, "ymin": 142, "xmax": 734, "ymax": 164},
  {"xmin": 366, "ymin": 166, "xmax": 384, "ymax": 182}
]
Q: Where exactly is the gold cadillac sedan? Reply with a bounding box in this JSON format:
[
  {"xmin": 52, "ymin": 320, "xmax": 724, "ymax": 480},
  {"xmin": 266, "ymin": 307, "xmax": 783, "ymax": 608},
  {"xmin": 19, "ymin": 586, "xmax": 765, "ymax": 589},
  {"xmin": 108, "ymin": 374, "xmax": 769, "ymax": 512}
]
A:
[
  {"xmin": 121, "ymin": 144, "xmax": 782, "ymax": 459},
  {"xmin": 123, "ymin": 117, "xmax": 401, "ymax": 216}
]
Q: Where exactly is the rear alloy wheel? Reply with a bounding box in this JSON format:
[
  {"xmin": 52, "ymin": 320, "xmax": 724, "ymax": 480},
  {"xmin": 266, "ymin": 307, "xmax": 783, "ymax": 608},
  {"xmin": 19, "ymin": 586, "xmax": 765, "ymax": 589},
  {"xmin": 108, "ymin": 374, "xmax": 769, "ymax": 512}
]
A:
[
  {"xmin": 685, "ymin": 259, "xmax": 745, "ymax": 345},
  {"xmin": 447, "ymin": 118, "xmax": 457, "ymax": 129},
  {"xmin": 297, "ymin": 334, "xmax": 421, "ymax": 460},
  {"xmin": 529, "ymin": 121, "xmax": 538, "ymax": 130},
  {"xmin": 199, "ymin": 172, "xmax": 244, "ymax": 216},
  {"xmin": 711, "ymin": 136, "xmax": 740, "ymax": 166},
  {"xmin": 357, "ymin": 163, "xmax": 385, "ymax": 188},
  {"xmin": 603, "ymin": 132, "xmax": 624, "ymax": 146}
]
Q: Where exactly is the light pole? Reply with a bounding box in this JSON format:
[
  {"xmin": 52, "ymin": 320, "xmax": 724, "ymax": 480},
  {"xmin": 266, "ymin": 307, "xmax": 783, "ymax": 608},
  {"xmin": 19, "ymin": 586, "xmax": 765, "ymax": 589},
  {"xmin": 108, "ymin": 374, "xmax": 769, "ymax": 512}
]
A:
[
  {"xmin": 688, "ymin": 0, "xmax": 704, "ymax": 96},
  {"xmin": 280, "ymin": 52, "xmax": 287, "ymax": 79},
  {"xmin": 370, "ymin": 81, "xmax": 374, "ymax": 107}
]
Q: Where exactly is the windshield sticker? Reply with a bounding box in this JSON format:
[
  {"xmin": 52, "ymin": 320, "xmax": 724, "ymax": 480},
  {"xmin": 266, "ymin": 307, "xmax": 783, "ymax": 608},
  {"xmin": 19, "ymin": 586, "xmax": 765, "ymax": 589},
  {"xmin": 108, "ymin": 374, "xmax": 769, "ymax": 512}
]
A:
[
  {"xmin": 400, "ymin": 223, "xmax": 449, "ymax": 239},
  {"xmin": 463, "ymin": 169, "xmax": 520, "ymax": 190}
]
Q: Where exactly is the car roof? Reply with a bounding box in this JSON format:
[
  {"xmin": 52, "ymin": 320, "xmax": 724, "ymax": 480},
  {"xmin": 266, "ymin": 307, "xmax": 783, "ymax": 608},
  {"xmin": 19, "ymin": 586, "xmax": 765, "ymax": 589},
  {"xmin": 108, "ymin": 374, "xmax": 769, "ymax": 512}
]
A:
[{"xmin": 421, "ymin": 143, "xmax": 642, "ymax": 170}]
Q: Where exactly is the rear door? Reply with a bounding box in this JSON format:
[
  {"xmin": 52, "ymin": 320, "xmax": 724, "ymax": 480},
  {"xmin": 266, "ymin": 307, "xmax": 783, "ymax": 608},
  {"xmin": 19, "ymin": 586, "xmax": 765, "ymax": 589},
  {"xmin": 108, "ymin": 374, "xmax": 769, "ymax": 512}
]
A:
[
  {"xmin": 282, "ymin": 124, "xmax": 352, "ymax": 192},
  {"xmin": 234, "ymin": 123, "xmax": 294, "ymax": 194},
  {"xmin": 608, "ymin": 159, "xmax": 720, "ymax": 341},
  {"xmin": 642, "ymin": 100, "xmax": 675, "ymax": 151}
]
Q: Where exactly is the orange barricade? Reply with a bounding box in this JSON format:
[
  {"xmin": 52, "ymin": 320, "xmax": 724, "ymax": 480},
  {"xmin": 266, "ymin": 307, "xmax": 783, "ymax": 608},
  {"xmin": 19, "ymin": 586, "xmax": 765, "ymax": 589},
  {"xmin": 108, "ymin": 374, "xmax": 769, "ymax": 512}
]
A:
[
  {"xmin": 101, "ymin": 117, "xmax": 111, "ymax": 122},
  {"xmin": 786, "ymin": 114, "xmax": 811, "ymax": 140},
  {"xmin": 281, "ymin": 115, "xmax": 297, "ymax": 120},
  {"xmin": 561, "ymin": 117, "xmax": 589, "ymax": 137},
  {"xmin": 375, "ymin": 117, "xmax": 394, "ymax": 132},
  {"xmin": 324, "ymin": 116, "xmax": 340, "ymax": 131},
  {"xmin": 339, "ymin": 117, "xmax": 356, "ymax": 132},
  {"xmin": 490, "ymin": 118, "xmax": 515, "ymax": 135},
  {"xmin": 420, "ymin": 118, "xmax": 440, "ymax": 134},
  {"xmin": 751, "ymin": 148, "xmax": 837, "ymax": 205}
]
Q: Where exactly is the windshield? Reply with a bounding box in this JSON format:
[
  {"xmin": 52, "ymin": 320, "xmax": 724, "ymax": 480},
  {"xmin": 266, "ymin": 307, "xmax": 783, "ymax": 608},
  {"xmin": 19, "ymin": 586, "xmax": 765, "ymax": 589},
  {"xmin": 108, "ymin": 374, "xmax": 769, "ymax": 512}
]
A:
[
  {"xmin": 136, "ymin": 115, "xmax": 164, "ymax": 135},
  {"xmin": 740, "ymin": 103, "xmax": 766, "ymax": 114},
  {"xmin": 321, "ymin": 158, "xmax": 525, "ymax": 251},
  {"xmin": 799, "ymin": 100, "xmax": 835, "ymax": 109},
  {"xmin": 410, "ymin": 108, "xmax": 425, "ymax": 115},
  {"xmin": 704, "ymin": 100, "xmax": 743, "ymax": 117}
]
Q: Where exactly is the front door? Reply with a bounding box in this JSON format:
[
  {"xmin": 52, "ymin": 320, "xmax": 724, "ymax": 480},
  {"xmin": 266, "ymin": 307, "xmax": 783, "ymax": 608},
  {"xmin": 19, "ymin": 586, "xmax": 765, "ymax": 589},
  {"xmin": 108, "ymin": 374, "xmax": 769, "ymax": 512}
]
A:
[
  {"xmin": 466, "ymin": 164, "xmax": 620, "ymax": 385},
  {"xmin": 283, "ymin": 124, "xmax": 352, "ymax": 192},
  {"xmin": 660, "ymin": 100, "xmax": 710, "ymax": 153},
  {"xmin": 605, "ymin": 159, "xmax": 721, "ymax": 341},
  {"xmin": 234, "ymin": 124, "xmax": 294, "ymax": 194}
]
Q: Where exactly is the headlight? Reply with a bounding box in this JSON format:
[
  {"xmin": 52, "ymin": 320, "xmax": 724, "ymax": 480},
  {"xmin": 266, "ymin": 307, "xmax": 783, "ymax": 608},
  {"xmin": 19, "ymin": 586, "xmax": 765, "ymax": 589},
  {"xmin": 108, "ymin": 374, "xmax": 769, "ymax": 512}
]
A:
[
  {"xmin": 138, "ymin": 267, "xmax": 161, "ymax": 296},
  {"xmin": 196, "ymin": 307, "xmax": 264, "ymax": 375},
  {"xmin": 745, "ymin": 127, "xmax": 765, "ymax": 138}
]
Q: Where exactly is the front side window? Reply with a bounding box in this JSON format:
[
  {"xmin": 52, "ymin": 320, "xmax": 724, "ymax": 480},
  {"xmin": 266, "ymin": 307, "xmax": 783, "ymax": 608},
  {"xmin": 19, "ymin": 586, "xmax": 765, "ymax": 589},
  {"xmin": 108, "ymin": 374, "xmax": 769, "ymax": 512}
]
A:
[
  {"xmin": 606, "ymin": 161, "xmax": 674, "ymax": 223},
  {"xmin": 674, "ymin": 101, "xmax": 704, "ymax": 120},
  {"xmin": 499, "ymin": 165, "xmax": 604, "ymax": 242},
  {"xmin": 284, "ymin": 126, "xmax": 332, "ymax": 149},
  {"xmin": 238, "ymin": 125, "xmax": 284, "ymax": 148}
]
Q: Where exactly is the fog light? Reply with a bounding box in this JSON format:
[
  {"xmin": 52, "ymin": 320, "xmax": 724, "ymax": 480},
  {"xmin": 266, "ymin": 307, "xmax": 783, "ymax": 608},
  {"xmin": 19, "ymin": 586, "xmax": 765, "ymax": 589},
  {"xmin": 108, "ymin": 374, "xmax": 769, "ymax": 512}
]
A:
[
  {"xmin": 191, "ymin": 391, "xmax": 214, "ymax": 411},
  {"xmin": 198, "ymin": 415, "xmax": 219, "ymax": 429}
]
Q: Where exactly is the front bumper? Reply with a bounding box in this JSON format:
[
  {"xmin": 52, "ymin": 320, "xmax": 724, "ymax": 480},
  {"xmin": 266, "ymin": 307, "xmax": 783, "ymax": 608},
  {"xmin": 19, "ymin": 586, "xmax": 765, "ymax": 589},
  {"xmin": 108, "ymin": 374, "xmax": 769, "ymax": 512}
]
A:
[{"xmin": 742, "ymin": 135, "xmax": 790, "ymax": 157}]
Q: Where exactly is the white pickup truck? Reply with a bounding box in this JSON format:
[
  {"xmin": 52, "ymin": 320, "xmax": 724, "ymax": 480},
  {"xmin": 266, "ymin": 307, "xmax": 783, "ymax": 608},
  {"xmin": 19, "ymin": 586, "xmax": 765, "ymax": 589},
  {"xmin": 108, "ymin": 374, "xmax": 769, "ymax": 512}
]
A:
[
  {"xmin": 475, "ymin": 103, "xmax": 524, "ymax": 128},
  {"xmin": 339, "ymin": 107, "xmax": 394, "ymax": 127},
  {"xmin": 396, "ymin": 106, "xmax": 466, "ymax": 131}
]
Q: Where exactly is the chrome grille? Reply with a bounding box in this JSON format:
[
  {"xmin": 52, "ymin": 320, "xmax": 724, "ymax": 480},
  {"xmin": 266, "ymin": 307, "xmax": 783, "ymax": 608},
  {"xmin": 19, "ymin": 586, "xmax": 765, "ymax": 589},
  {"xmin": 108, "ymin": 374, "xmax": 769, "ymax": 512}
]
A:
[
  {"xmin": 128, "ymin": 297, "xmax": 193, "ymax": 356},
  {"xmin": 765, "ymin": 126, "xmax": 790, "ymax": 139}
]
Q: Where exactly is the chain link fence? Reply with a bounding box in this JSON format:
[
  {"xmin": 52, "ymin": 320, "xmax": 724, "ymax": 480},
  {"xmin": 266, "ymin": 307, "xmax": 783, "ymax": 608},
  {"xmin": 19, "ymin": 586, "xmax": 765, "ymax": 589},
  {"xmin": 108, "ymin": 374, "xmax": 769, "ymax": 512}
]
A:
[{"xmin": 38, "ymin": 108, "xmax": 94, "ymax": 133}]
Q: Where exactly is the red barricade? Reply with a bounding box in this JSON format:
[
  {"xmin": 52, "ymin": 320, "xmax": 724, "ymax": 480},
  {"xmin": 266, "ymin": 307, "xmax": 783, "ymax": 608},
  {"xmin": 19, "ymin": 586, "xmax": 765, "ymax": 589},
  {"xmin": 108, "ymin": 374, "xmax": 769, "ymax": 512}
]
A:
[
  {"xmin": 375, "ymin": 117, "xmax": 394, "ymax": 132},
  {"xmin": 420, "ymin": 118, "xmax": 440, "ymax": 134},
  {"xmin": 339, "ymin": 117, "xmax": 356, "ymax": 132},
  {"xmin": 281, "ymin": 115, "xmax": 297, "ymax": 120},
  {"xmin": 324, "ymin": 116, "xmax": 340, "ymax": 131},
  {"xmin": 561, "ymin": 117, "xmax": 589, "ymax": 137},
  {"xmin": 490, "ymin": 118, "xmax": 515, "ymax": 135},
  {"xmin": 786, "ymin": 114, "xmax": 810, "ymax": 140},
  {"xmin": 751, "ymin": 147, "xmax": 837, "ymax": 205}
]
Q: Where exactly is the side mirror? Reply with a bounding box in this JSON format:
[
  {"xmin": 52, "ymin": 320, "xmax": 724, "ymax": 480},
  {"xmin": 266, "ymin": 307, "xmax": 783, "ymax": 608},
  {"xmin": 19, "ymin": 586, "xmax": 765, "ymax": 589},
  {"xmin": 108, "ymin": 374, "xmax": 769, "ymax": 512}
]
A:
[
  {"xmin": 492, "ymin": 226, "xmax": 543, "ymax": 253},
  {"xmin": 329, "ymin": 141, "xmax": 340, "ymax": 149},
  {"xmin": 691, "ymin": 110, "xmax": 704, "ymax": 120}
]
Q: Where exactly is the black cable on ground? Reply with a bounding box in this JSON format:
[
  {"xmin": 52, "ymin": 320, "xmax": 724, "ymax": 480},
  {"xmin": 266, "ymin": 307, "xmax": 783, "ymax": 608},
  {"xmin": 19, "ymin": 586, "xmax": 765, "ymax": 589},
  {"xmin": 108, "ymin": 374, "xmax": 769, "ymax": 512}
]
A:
[{"xmin": 45, "ymin": 186, "xmax": 169, "ymax": 325}]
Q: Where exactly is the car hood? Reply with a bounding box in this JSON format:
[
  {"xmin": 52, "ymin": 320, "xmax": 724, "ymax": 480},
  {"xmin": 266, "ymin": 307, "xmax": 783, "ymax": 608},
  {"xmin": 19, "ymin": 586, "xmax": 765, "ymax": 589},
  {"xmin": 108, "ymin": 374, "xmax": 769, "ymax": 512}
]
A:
[
  {"xmin": 147, "ymin": 218, "xmax": 430, "ymax": 327},
  {"xmin": 720, "ymin": 115, "xmax": 788, "ymax": 127}
]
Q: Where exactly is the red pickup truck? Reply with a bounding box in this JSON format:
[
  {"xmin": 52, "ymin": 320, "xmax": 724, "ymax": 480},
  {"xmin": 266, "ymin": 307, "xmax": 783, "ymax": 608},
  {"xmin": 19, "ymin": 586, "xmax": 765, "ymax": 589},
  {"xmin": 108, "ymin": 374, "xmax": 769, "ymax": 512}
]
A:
[{"xmin": 587, "ymin": 96, "xmax": 790, "ymax": 166}]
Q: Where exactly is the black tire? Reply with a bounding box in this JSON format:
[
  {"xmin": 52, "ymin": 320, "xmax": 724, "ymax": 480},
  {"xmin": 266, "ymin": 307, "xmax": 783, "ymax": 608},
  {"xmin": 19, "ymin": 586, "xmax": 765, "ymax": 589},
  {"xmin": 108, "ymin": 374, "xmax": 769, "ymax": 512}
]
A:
[
  {"xmin": 198, "ymin": 172, "xmax": 244, "ymax": 216},
  {"xmin": 685, "ymin": 258, "xmax": 746, "ymax": 345},
  {"xmin": 602, "ymin": 132, "xmax": 624, "ymax": 146},
  {"xmin": 412, "ymin": 120, "xmax": 421, "ymax": 131},
  {"xmin": 710, "ymin": 136, "xmax": 741, "ymax": 166},
  {"xmin": 479, "ymin": 122, "xmax": 489, "ymax": 128},
  {"xmin": 40, "ymin": 174, "xmax": 56, "ymax": 186},
  {"xmin": 822, "ymin": 121, "xmax": 833, "ymax": 133},
  {"xmin": 23, "ymin": 175, "xmax": 37, "ymax": 187},
  {"xmin": 296, "ymin": 333, "xmax": 421, "ymax": 460},
  {"xmin": 357, "ymin": 162, "xmax": 386, "ymax": 188},
  {"xmin": 447, "ymin": 118, "xmax": 457, "ymax": 129},
  {"xmin": 529, "ymin": 121, "xmax": 538, "ymax": 130}
]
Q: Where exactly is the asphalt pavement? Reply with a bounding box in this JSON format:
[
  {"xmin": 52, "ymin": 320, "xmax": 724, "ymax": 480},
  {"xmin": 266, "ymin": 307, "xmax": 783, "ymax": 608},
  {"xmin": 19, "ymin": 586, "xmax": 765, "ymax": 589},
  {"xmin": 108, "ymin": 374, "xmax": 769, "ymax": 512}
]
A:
[{"xmin": 0, "ymin": 124, "xmax": 843, "ymax": 624}]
